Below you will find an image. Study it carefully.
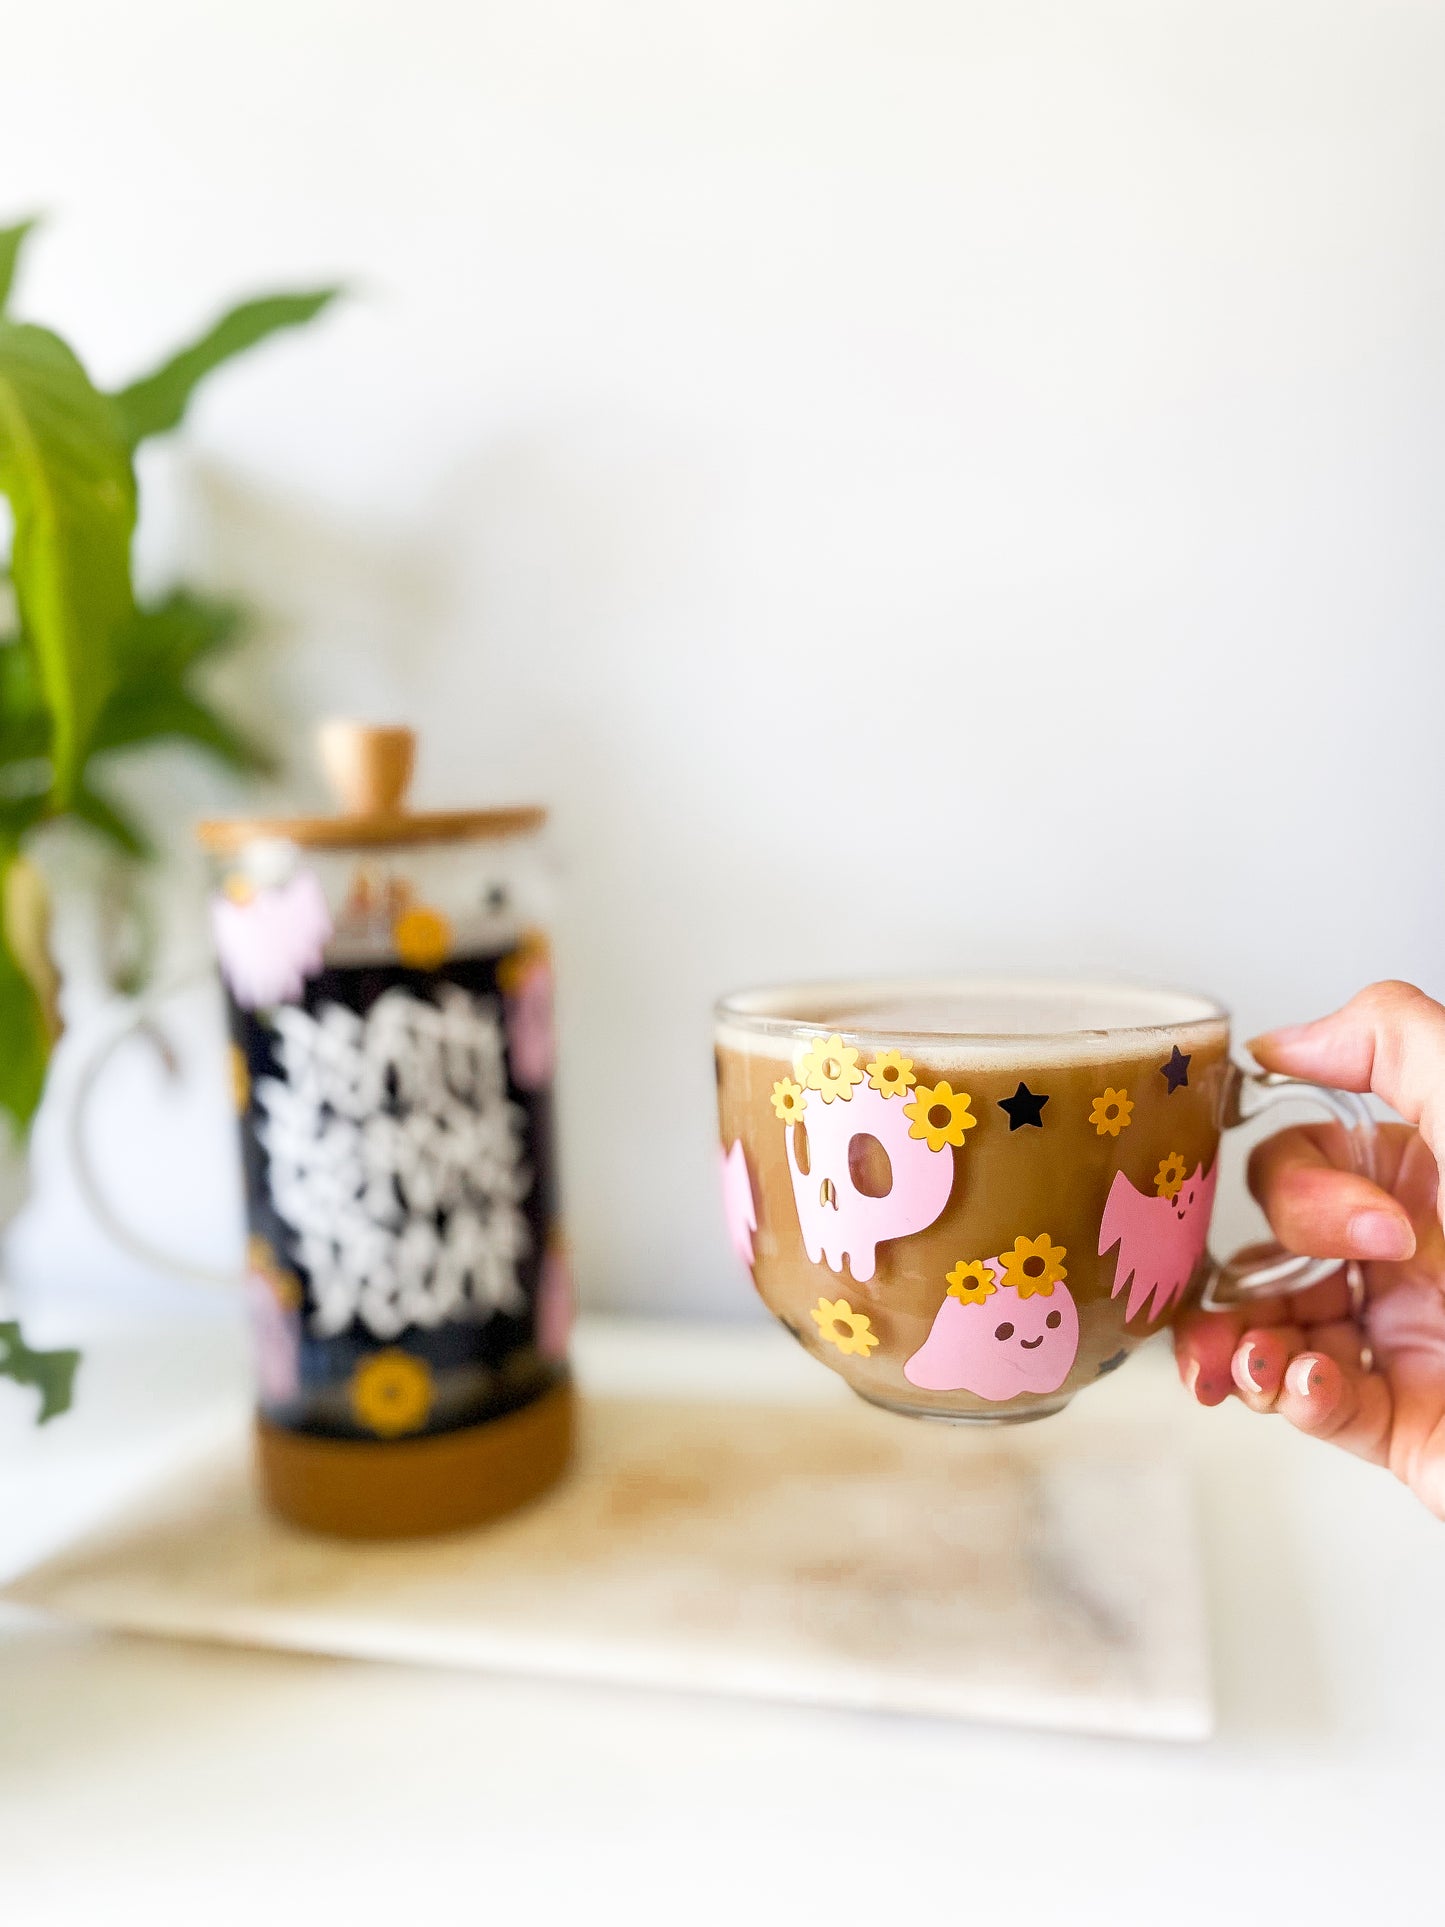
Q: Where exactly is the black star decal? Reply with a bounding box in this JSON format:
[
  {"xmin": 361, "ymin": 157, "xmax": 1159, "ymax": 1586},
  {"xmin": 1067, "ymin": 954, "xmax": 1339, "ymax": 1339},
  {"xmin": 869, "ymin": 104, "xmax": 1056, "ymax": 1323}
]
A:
[
  {"xmin": 1160, "ymin": 1046, "xmax": 1191, "ymax": 1094},
  {"xmin": 997, "ymin": 1081, "xmax": 1049, "ymax": 1130}
]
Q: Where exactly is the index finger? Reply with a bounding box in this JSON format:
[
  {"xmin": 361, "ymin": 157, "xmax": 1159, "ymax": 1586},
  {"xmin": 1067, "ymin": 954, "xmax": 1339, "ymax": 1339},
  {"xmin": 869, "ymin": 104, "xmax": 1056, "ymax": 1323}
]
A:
[{"xmin": 1247, "ymin": 1122, "xmax": 1416, "ymax": 1263}]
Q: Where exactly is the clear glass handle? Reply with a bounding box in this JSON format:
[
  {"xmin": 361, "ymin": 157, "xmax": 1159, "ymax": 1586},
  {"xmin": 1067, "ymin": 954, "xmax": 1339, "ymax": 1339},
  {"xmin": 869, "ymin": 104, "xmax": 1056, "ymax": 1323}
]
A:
[
  {"xmin": 1200, "ymin": 1057, "xmax": 1378, "ymax": 1311},
  {"xmin": 69, "ymin": 975, "xmax": 240, "ymax": 1289}
]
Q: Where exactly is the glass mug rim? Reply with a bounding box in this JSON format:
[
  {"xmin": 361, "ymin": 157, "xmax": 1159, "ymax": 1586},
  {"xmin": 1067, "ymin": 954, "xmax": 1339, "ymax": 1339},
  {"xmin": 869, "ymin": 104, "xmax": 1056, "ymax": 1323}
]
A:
[{"xmin": 714, "ymin": 974, "xmax": 1229, "ymax": 1056}]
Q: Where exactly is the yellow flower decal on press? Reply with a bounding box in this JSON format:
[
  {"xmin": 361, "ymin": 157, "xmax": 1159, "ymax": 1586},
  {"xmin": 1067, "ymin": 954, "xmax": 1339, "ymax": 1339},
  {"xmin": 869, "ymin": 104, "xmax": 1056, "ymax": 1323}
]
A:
[
  {"xmin": 998, "ymin": 1233, "xmax": 1068, "ymax": 1297},
  {"xmin": 1154, "ymin": 1151, "xmax": 1187, "ymax": 1202},
  {"xmin": 229, "ymin": 1044, "xmax": 251, "ymax": 1116},
  {"xmin": 946, "ymin": 1259, "xmax": 997, "ymax": 1306},
  {"xmin": 350, "ymin": 1350, "xmax": 435, "ymax": 1437},
  {"xmin": 797, "ymin": 1033, "xmax": 865, "ymax": 1104},
  {"xmin": 394, "ymin": 904, "xmax": 453, "ymax": 971},
  {"xmin": 1089, "ymin": 1087, "xmax": 1134, "ymax": 1137},
  {"xmin": 810, "ymin": 1297, "xmax": 880, "ymax": 1357},
  {"xmin": 904, "ymin": 1079, "xmax": 977, "ymax": 1152},
  {"xmin": 771, "ymin": 1077, "xmax": 808, "ymax": 1124},
  {"xmin": 866, "ymin": 1049, "xmax": 916, "ymax": 1099}
]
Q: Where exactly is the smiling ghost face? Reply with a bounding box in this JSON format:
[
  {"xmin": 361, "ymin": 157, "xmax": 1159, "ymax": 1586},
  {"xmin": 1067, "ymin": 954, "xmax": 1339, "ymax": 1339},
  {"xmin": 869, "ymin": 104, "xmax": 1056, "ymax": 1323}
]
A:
[{"xmin": 903, "ymin": 1277, "xmax": 1080, "ymax": 1401}]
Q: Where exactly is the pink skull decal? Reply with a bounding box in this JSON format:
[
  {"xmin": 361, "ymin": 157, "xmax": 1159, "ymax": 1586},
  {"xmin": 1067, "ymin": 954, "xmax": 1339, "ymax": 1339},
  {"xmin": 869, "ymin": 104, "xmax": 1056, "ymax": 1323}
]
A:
[
  {"xmin": 785, "ymin": 1081, "xmax": 954, "ymax": 1285},
  {"xmin": 1099, "ymin": 1158, "xmax": 1218, "ymax": 1324},
  {"xmin": 904, "ymin": 1258, "xmax": 1079, "ymax": 1400}
]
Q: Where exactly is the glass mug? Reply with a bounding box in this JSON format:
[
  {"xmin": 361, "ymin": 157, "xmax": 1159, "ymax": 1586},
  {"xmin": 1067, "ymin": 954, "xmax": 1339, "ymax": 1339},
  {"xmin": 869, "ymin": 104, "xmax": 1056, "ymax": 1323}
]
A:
[{"xmin": 713, "ymin": 978, "xmax": 1376, "ymax": 1423}]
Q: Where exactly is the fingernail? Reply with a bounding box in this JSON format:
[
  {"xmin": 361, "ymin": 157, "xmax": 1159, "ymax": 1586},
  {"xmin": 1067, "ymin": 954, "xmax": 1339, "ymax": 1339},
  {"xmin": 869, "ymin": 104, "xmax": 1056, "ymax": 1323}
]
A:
[
  {"xmin": 1348, "ymin": 1210, "xmax": 1415, "ymax": 1261},
  {"xmin": 1232, "ymin": 1341, "xmax": 1262, "ymax": 1394},
  {"xmin": 1285, "ymin": 1356, "xmax": 1324, "ymax": 1399},
  {"xmin": 1247, "ymin": 1023, "xmax": 1314, "ymax": 1057},
  {"xmin": 1182, "ymin": 1356, "xmax": 1200, "ymax": 1398}
]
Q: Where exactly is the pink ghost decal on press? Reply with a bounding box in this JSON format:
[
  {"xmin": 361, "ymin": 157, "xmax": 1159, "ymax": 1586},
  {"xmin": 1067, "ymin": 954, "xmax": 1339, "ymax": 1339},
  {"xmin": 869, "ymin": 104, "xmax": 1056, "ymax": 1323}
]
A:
[
  {"xmin": 1099, "ymin": 1159, "xmax": 1218, "ymax": 1324},
  {"xmin": 212, "ymin": 868, "xmax": 332, "ymax": 1010},
  {"xmin": 785, "ymin": 1081, "xmax": 954, "ymax": 1286},
  {"xmin": 719, "ymin": 1139, "xmax": 758, "ymax": 1271},
  {"xmin": 535, "ymin": 1241, "xmax": 574, "ymax": 1361},
  {"xmin": 503, "ymin": 953, "xmax": 555, "ymax": 1091},
  {"xmin": 903, "ymin": 1259, "xmax": 1080, "ymax": 1400}
]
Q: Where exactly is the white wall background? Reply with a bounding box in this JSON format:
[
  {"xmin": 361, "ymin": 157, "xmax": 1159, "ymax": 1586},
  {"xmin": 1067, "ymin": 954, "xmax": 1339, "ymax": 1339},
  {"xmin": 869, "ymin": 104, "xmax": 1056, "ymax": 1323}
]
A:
[{"xmin": 4, "ymin": 0, "xmax": 1444, "ymax": 1318}]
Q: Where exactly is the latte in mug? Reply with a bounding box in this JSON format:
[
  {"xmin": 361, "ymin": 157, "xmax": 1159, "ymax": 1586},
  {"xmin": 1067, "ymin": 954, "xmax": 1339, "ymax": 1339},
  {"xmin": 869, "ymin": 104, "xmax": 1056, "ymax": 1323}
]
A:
[{"xmin": 714, "ymin": 978, "xmax": 1372, "ymax": 1422}]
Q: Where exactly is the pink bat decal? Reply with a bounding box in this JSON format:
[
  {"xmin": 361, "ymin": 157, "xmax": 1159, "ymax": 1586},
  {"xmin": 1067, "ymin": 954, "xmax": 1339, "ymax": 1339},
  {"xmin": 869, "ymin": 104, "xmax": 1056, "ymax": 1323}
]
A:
[
  {"xmin": 1099, "ymin": 1159, "xmax": 1218, "ymax": 1323},
  {"xmin": 785, "ymin": 1081, "xmax": 954, "ymax": 1285},
  {"xmin": 904, "ymin": 1262, "xmax": 1080, "ymax": 1400},
  {"xmin": 720, "ymin": 1139, "xmax": 758, "ymax": 1271}
]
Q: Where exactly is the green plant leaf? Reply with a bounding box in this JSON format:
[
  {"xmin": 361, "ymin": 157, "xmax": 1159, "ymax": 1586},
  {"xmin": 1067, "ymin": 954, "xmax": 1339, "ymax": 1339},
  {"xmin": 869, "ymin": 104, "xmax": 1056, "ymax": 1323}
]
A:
[
  {"xmin": 69, "ymin": 777, "xmax": 153, "ymax": 859},
  {"xmin": 0, "ymin": 844, "xmax": 51, "ymax": 1132},
  {"xmin": 116, "ymin": 590, "xmax": 243, "ymax": 677},
  {"xmin": 0, "ymin": 217, "xmax": 39, "ymax": 315},
  {"xmin": 0, "ymin": 793, "xmax": 49, "ymax": 839},
  {"xmin": 0, "ymin": 1320, "xmax": 79, "ymax": 1422},
  {"xmin": 0, "ymin": 322, "xmax": 136, "ymax": 807},
  {"xmin": 94, "ymin": 680, "xmax": 272, "ymax": 773},
  {"xmin": 112, "ymin": 288, "xmax": 342, "ymax": 448},
  {"xmin": 0, "ymin": 634, "xmax": 49, "ymax": 763}
]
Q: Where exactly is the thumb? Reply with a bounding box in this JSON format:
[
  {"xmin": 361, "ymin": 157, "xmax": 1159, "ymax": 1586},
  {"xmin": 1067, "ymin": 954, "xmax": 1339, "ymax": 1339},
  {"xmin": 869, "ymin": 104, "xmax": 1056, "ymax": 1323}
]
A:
[{"xmin": 1250, "ymin": 980, "xmax": 1445, "ymax": 1196}]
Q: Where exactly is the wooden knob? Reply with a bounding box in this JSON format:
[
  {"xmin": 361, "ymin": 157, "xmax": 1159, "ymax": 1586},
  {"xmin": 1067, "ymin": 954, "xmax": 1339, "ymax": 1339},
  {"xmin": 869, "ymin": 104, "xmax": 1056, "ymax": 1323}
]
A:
[{"xmin": 317, "ymin": 722, "xmax": 416, "ymax": 818}]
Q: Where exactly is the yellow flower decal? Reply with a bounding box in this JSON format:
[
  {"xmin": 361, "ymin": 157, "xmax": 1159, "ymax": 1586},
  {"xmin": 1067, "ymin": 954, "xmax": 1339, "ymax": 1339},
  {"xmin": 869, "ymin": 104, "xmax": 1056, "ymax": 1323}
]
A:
[
  {"xmin": 810, "ymin": 1297, "xmax": 880, "ymax": 1357},
  {"xmin": 1154, "ymin": 1151, "xmax": 1187, "ymax": 1201},
  {"xmin": 1089, "ymin": 1087, "xmax": 1134, "ymax": 1137},
  {"xmin": 998, "ymin": 1233, "xmax": 1068, "ymax": 1298},
  {"xmin": 946, "ymin": 1259, "xmax": 997, "ymax": 1306},
  {"xmin": 394, "ymin": 904, "xmax": 452, "ymax": 971},
  {"xmin": 904, "ymin": 1079, "xmax": 977, "ymax": 1152},
  {"xmin": 797, "ymin": 1033, "xmax": 864, "ymax": 1103},
  {"xmin": 350, "ymin": 1349, "xmax": 435, "ymax": 1437},
  {"xmin": 222, "ymin": 872, "xmax": 256, "ymax": 905},
  {"xmin": 866, "ymin": 1049, "xmax": 916, "ymax": 1099},
  {"xmin": 771, "ymin": 1076, "xmax": 808, "ymax": 1123},
  {"xmin": 229, "ymin": 1044, "xmax": 251, "ymax": 1115}
]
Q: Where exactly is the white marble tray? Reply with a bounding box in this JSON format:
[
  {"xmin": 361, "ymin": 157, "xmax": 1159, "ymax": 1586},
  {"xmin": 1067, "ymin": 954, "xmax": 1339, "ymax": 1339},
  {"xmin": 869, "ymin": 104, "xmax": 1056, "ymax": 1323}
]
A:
[{"xmin": 5, "ymin": 1383, "xmax": 1211, "ymax": 1740}]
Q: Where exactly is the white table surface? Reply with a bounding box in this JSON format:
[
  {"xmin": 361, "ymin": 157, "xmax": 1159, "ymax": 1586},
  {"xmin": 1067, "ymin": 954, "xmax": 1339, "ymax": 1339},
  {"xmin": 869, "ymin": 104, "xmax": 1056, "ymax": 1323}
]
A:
[{"xmin": 2, "ymin": 1285, "xmax": 1442, "ymax": 1926}]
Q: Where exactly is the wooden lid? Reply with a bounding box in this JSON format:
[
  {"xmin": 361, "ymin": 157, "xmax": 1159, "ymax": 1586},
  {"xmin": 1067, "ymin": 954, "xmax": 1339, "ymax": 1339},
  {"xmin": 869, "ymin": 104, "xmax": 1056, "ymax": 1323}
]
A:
[{"xmin": 195, "ymin": 722, "xmax": 547, "ymax": 854}]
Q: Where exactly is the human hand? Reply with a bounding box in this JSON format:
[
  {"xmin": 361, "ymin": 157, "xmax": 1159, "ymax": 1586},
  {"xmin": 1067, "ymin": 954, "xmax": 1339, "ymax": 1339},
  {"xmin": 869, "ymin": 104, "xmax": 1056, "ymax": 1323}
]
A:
[{"xmin": 1174, "ymin": 981, "xmax": 1445, "ymax": 1519}]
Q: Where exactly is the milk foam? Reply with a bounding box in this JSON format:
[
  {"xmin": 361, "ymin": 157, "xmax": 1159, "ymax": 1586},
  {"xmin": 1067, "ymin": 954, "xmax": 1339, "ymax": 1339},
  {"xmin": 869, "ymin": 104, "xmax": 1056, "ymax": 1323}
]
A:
[{"xmin": 715, "ymin": 978, "xmax": 1228, "ymax": 1069}]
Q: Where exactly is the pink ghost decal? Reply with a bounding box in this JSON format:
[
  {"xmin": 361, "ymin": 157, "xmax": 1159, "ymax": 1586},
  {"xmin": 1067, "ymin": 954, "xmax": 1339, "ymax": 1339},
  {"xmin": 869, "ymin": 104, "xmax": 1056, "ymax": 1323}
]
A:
[
  {"xmin": 504, "ymin": 956, "xmax": 555, "ymax": 1091},
  {"xmin": 785, "ymin": 1081, "xmax": 954, "ymax": 1285},
  {"xmin": 1099, "ymin": 1159, "xmax": 1218, "ymax": 1323},
  {"xmin": 719, "ymin": 1139, "xmax": 758, "ymax": 1271},
  {"xmin": 245, "ymin": 1276, "xmax": 301, "ymax": 1406},
  {"xmin": 536, "ymin": 1242, "xmax": 574, "ymax": 1361},
  {"xmin": 212, "ymin": 869, "xmax": 332, "ymax": 1010},
  {"xmin": 904, "ymin": 1262, "xmax": 1080, "ymax": 1400}
]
